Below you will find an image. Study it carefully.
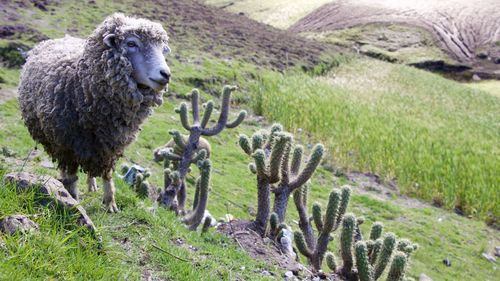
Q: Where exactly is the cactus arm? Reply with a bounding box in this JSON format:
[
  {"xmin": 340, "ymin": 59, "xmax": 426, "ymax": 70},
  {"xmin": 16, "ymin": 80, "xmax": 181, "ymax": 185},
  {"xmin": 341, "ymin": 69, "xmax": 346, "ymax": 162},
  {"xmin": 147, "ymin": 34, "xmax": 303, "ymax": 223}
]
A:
[
  {"xmin": 370, "ymin": 239, "xmax": 383, "ymax": 265},
  {"xmin": 280, "ymin": 140, "xmax": 292, "ymax": 185},
  {"xmin": 326, "ymin": 252, "xmax": 337, "ymax": 272},
  {"xmin": 373, "ymin": 233, "xmax": 396, "ymax": 280},
  {"xmin": 169, "ymin": 130, "xmax": 186, "ymax": 149},
  {"xmin": 190, "ymin": 149, "xmax": 207, "ymax": 163},
  {"xmin": 370, "ymin": 222, "xmax": 384, "ymax": 241},
  {"xmin": 340, "ymin": 214, "xmax": 356, "ymax": 274},
  {"xmin": 293, "ymin": 186, "xmax": 316, "ymax": 250},
  {"xmin": 226, "ymin": 110, "xmax": 247, "ymax": 128},
  {"xmin": 294, "ymin": 231, "xmax": 313, "ymax": 258},
  {"xmin": 251, "ymin": 132, "xmax": 264, "ymax": 152},
  {"xmin": 192, "ymin": 178, "xmax": 201, "ymax": 211},
  {"xmin": 254, "ymin": 177, "xmax": 271, "ymax": 235},
  {"xmin": 385, "ymin": 251, "xmax": 407, "ymax": 281},
  {"xmin": 269, "ymin": 134, "xmax": 291, "ymax": 183},
  {"xmin": 176, "ymin": 102, "xmax": 191, "ymax": 131},
  {"xmin": 312, "ymin": 202, "xmax": 324, "ymax": 232},
  {"xmin": 201, "ymin": 86, "xmax": 236, "ymax": 136},
  {"xmin": 355, "ymin": 241, "xmax": 373, "ymax": 281},
  {"xmin": 191, "ymin": 89, "xmax": 200, "ymax": 125},
  {"xmin": 289, "ymin": 144, "xmax": 324, "ymax": 190},
  {"xmin": 182, "ymin": 159, "xmax": 211, "ymax": 230},
  {"xmin": 200, "ymin": 100, "xmax": 214, "ymax": 128},
  {"xmin": 239, "ymin": 134, "xmax": 253, "ymax": 155},
  {"xmin": 335, "ymin": 186, "xmax": 352, "ymax": 229},
  {"xmin": 252, "ymin": 149, "xmax": 267, "ymax": 178},
  {"xmin": 265, "ymin": 123, "xmax": 283, "ymax": 149},
  {"xmin": 290, "ymin": 145, "xmax": 303, "ymax": 175}
]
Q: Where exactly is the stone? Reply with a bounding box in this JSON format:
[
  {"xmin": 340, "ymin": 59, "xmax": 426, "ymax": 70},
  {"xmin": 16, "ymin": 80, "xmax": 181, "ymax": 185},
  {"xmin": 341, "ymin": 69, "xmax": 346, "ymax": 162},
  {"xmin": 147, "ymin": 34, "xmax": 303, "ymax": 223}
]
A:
[
  {"xmin": 495, "ymin": 246, "xmax": 500, "ymax": 257},
  {"xmin": 3, "ymin": 172, "xmax": 96, "ymax": 234},
  {"xmin": 419, "ymin": 273, "xmax": 433, "ymax": 281},
  {"xmin": 472, "ymin": 74, "xmax": 481, "ymax": 81},
  {"xmin": 284, "ymin": 271, "xmax": 294, "ymax": 279},
  {"xmin": 482, "ymin": 252, "xmax": 496, "ymax": 263},
  {"xmin": 0, "ymin": 215, "xmax": 38, "ymax": 235}
]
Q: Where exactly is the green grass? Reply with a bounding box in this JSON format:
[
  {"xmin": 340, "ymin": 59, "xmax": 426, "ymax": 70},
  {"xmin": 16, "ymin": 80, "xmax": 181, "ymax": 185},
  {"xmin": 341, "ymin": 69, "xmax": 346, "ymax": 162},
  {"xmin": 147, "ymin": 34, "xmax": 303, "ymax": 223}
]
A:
[
  {"xmin": 465, "ymin": 80, "xmax": 500, "ymax": 97},
  {"xmin": 1, "ymin": 92, "xmax": 498, "ymax": 280},
  {"xmin": 248, "ymin": 57, "xmax": 500, "ymax": 223}
]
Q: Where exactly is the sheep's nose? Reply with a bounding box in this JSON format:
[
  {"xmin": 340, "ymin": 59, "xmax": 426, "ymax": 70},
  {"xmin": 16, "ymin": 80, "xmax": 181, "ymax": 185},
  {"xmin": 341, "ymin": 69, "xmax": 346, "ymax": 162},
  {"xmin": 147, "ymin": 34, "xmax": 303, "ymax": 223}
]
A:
[{"xmin": 160, "ymin": 70, "xmax": 170, "ymax": 83}]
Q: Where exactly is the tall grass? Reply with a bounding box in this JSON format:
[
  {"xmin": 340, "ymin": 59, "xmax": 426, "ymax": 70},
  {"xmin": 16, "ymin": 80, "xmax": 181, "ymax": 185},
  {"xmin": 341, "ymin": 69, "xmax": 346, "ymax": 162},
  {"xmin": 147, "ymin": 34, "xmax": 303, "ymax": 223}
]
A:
[{"xmin": 249, "ymin": 58, "xmax": 499, "ymax": 222}]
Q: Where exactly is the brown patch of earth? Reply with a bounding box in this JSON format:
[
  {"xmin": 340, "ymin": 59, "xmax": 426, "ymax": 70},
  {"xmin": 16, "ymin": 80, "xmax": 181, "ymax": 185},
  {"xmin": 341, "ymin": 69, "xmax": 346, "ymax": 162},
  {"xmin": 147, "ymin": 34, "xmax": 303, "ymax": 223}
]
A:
[
  {"xmin": 120, "ymin": 0, "xmax": 339, "ymax": 72},
  {"xmin": 291, "ymin": 0, "xmax": 500, "ymax": 79},
  {"xmin": 216, "ymin": 219, "xmax": 303, "ymax": 274}
]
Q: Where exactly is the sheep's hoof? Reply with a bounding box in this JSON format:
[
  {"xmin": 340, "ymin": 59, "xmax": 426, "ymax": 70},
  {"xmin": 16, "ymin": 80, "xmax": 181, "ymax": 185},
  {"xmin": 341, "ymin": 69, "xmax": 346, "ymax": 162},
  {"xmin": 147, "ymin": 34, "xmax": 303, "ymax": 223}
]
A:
[{"xmin": 103, "ymin": 199, "xmax": 119, "ymax": 213}]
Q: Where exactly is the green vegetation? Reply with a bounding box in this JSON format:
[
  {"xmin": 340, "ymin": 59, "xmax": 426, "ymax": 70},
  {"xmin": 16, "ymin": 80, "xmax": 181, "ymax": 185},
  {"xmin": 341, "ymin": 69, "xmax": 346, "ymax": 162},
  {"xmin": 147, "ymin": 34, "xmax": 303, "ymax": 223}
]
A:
[
  {"xmin": 465, "ymin": 80, "xmax": 500, "ymax": 97},
  {"xmin": 249, "ymin": 57, "xmax": 499, "ymax": 222},
  {"xmin": 205, "ymin": 0, "xmax": 331, "ymax": 29},
  {"xmin": 0, "ymin": 0, "xmax": 498, "ymax": 280}
]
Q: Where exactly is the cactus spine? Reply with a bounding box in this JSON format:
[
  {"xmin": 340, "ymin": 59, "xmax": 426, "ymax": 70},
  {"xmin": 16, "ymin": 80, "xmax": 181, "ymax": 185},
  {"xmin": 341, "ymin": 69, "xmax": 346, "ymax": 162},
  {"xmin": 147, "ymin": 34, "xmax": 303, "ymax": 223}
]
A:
[{"xmin": 159, "ymin": 86, "xmax": 246, "ymax": 213}]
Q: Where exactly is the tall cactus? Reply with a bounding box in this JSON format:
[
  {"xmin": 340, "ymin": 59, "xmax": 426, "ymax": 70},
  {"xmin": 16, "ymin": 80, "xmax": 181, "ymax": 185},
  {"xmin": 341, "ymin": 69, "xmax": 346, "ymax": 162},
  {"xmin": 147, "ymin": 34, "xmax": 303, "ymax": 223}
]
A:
[
  {"xmin": 293, "ymin": 186, "xmax": 353, "ymax": 272},
  {"xmin": 181, "ymin": 159, "xmax": 212, "ymax": 231},
  {"xmin": 159, "ymin": 86, "xmax": 246, "ymax": 212},
  {"xmin": 239, "ymin": 124, "xmax": 324, "ymax": 235}
]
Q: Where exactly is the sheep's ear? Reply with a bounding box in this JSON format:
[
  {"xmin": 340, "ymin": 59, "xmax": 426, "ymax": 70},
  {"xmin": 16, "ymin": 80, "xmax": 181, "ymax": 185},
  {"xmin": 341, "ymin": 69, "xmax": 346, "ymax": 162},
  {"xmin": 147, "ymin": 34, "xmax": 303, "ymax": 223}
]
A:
[{"xmin": 103, "ymin": 34, "xmax": 116, "ymax": 48}]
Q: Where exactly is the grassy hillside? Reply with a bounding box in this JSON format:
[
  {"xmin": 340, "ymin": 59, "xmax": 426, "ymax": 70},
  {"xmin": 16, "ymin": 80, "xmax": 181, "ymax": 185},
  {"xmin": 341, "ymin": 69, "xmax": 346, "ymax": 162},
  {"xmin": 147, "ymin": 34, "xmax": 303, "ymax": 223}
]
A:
[
  {"xmin": 1, "ymin": 92, "xmax": 498, "ymax": 280},
  {"xmin": 0, "ymin": 0, "xmax": 499, "ymax": 280},
  {"xmin": 249, "ymin": 57, "xmax": 499, "ymax": 223}
]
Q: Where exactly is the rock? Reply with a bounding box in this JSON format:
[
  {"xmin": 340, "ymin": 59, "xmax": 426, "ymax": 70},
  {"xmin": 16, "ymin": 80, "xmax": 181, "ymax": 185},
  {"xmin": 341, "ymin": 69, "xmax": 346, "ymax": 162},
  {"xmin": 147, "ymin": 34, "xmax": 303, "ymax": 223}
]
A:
[
  {"xmin": 442, "ymin": 257, "xmax": 451, "ymax": 267},
  {"xmin": 284, "ymin": 271, "xmax": 294, "ymax": 279},
  {"xmin": 476, "ymin": 52, "xmax": 488, "ymax": 59},
  {"xmin": 0, "ymin": 215, "xmax": 38, "ymax": 235},
  {"xmin": 40, "ymin": 158, "xmax": 55, "ymax": 169},
  {"xmin": 495, "ymin": 246, "xmax": 500, "ymax": 257},
  {"xmin": 3, "ymin": 172, "xmax": 96, "ymax": 234},
  {"xmin": 494, "ymin": 57, "xmax": 500, "ymax": 64},
  {"xmin": 482, "ymin": 252, "xmax": 496, "ymax": 263},
  {"xmin": 472, "ymin": 74, "xmax": 481, "ymax": 81},
  {"xmin": 419, "ymin": 273, "xmax": 433, "ymax": 281}
]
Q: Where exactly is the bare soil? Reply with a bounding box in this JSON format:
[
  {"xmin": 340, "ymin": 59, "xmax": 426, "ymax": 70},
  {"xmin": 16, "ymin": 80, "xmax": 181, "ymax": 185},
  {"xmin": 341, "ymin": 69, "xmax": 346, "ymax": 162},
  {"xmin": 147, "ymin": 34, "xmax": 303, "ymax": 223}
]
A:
[
  {"xmin": 216, "ymin": 220, "xmax": 303, "ymax": 273},
  {"xmin": 291, "ymin": 0, "xmax": 500, "ymax": 77}
]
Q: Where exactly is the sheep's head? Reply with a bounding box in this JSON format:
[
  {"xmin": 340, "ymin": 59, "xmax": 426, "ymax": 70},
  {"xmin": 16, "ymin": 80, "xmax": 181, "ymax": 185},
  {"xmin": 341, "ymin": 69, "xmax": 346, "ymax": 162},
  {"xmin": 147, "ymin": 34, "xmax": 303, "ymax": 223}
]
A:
[{"xmin": 91, "ymin": 13, "xmax": 171, "ymax": 107}]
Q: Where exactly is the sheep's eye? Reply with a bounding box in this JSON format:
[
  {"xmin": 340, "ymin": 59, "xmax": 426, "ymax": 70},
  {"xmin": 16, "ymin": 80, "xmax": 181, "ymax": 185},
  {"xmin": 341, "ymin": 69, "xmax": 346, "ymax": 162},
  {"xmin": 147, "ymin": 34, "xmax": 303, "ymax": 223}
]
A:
[{"xmin": 127, "ymin": 41, "xmax": 137, "ymax": 48}]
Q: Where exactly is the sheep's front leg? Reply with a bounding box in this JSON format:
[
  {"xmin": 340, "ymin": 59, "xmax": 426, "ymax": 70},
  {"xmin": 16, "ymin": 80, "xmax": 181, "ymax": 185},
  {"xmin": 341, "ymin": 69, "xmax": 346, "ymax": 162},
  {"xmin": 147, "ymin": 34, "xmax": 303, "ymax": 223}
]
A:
[
  {"xmin": 87, "ymin": 176, "xmax": 97, "ymax": 192},
  {"xmin": 102, "ymin": 171, "xmax": 119, "ymax": 213},
  {"xmin": 61, "ymin": 169, "xmax": 79, "ymax": 201}
]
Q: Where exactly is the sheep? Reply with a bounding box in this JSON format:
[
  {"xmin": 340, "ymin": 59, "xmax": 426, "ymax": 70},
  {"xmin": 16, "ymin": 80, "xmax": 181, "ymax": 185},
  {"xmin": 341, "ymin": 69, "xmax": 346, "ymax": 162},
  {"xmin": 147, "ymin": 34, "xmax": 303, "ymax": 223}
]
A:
[{"xmin": 18, "ymin": 13, "xmax": 171, "ymax": 212}]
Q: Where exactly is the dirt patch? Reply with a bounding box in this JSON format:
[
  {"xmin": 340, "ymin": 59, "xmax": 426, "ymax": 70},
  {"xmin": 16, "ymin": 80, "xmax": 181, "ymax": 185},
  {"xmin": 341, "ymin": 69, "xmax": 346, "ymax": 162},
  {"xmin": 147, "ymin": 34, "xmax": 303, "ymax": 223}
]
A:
[
  {"xmin": 216, "ymin": 219, "xmax": 302, "ymax": 273},
  {"xmin": 346, "ymin": 171, "xmax": 431, "ymax": 209},
  {"xmin": 291, "ymin": 0, "xmax": 500, "ymax": 78},
  {"xmin": 132, "ymin": 0, "xmax": 338, "ymax": 72}
]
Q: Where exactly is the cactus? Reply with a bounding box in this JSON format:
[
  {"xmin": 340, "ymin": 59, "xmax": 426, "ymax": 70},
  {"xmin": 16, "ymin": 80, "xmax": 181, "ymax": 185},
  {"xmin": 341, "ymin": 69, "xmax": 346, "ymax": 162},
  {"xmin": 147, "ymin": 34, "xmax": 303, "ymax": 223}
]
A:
[
  {"xmin": 374, "ymin": 233, "xmax": 397, "ymax": 279},
  {"xmin": 386, "ymin": 251, "xmax": 407, "ymax": 281},
  {"xmin": 181, "ymin": 159, "xmax": 211, "ymax": 231},
  {"xmin": 340, "ymin": 213, "xmax": 356, "ymax": 275},
  {"xmin": 325, "ymin": 252, "xmax": 337, "ymax": 272},
  {"xmin": 355, "ymin": 241, "xmax": 373, "ymax": 281},
  {"xmin": 201, "ymin": 216, "xmax": 213, "ymax": 234},
  {"xmin": 134, "ymin": 172, "xmax": 151, "ymax": 199},
  {"xmin": 159, "ymin": 86, "xmax": 246, "ymax": 213}
]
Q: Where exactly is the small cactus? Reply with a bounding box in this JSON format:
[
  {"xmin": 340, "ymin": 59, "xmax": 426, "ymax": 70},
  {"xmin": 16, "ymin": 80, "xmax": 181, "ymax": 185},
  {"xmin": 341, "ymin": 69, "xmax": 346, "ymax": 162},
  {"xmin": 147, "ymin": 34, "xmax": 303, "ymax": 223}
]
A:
[
  {"xmin": 355, "ymin": 241, "xmax": 372, "ymax": 281},
  {"xmin": 158, "ymin": 86, "xmax": 245, "ymax": 213},
  {"xmin": 374, "ymin": 233, "xmax": 397, "ymax": 279},
  {"xmin": 325, "ymin": 252, "xmax": 337, "ymax": 272},
  {"xmin": 386, "ymin": 251, "xmax": 407, "ymax": 281},
  {"xmin": 340, "ymin": 213, "xmax": 356, "ymax": 274}
]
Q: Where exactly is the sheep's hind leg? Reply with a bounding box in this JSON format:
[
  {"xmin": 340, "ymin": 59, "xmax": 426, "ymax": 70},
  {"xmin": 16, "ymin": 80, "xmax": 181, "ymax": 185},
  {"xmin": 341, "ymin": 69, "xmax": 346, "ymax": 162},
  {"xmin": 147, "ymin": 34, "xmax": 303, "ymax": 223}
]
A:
[
  {"xmin": 102, "ymin": 170, "xmax": 119, "ymax": 213},
  {"xmin": 61, "ymin": 169, "xmax": 79, "ymax": 201},
  {"xmin": 87, "ymin": 176, "xmax": 97, "ymax": 192}
]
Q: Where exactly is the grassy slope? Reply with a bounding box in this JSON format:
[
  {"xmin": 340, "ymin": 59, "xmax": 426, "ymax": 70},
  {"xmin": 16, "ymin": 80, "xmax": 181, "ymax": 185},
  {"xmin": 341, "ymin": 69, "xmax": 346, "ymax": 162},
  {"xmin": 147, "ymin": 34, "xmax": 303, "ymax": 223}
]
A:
[
  {"xmin": 250, "ymin": 57, "xmax": 500, "ymax": 222},
  {"xmin": 0, "ymin": 1, "xmax": 499, "ymax": 280},
  {"xmin": 205, "ymin": 0, "xmax": 331, "ymax": 29},
  {"xmin": 1, "ymin": 73, "xmax": 499, "ymax": 280}
]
